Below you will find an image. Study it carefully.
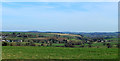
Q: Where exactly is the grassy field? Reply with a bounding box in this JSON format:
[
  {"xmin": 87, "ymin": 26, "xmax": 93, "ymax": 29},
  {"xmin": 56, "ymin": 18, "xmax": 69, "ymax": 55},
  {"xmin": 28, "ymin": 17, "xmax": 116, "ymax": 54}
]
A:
[{"xmin": 2, "ymin": 46, "xmax": 118, "ymax": 59}]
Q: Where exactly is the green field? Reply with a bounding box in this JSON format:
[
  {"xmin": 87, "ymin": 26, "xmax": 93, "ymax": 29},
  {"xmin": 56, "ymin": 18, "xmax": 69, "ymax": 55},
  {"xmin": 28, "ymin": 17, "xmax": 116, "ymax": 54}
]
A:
[{"xmin": 2, "ymin": 46, "xmax": 118, "ymax": 59}]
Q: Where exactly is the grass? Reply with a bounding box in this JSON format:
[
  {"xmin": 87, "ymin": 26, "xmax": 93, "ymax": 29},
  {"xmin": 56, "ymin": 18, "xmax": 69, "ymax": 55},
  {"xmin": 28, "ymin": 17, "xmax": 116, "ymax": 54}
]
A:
[
  {"xmin": 2, "ymin": 46, "xmax": 118, "ymax": 59},
  {"xmin": 52, "ymin": 43, "xmax": 64, "ymax": 47}
]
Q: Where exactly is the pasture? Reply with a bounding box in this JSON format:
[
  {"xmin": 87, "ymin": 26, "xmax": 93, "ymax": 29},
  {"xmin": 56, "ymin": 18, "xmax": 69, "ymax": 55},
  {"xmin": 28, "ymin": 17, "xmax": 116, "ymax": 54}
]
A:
[{"xmin": 2, "ymin": 46, "xmax": 118, "ymax": 59}]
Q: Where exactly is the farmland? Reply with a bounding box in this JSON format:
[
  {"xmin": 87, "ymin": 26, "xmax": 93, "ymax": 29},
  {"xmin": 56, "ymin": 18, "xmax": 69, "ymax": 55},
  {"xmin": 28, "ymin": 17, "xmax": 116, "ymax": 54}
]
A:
[
  {"xmin": 2, "ymin": 46, "xmax": 118, "ymax": 59},
  {"xmin": 1, "ymin": 32, "xmax": 119, "ymax": 59}
]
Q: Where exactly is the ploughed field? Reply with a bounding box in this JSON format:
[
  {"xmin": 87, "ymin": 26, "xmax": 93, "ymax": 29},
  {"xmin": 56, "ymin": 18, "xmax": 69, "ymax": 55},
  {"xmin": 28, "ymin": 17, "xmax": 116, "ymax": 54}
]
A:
[{"xmin": 2, "ymin": 46, "xmax": 118, "ymax": 59}]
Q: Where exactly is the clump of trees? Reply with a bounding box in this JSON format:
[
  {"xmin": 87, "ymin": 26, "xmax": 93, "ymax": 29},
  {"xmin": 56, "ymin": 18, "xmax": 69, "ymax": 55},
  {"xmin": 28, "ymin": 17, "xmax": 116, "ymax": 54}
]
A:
[
  {"xmin": 116, "ymin": 44, "xmax": 120, "ymax": 48},
  {"xmin": 88, "ymin": 44, "xmax": 92, "ymax": 48},
  {"xmin": 80, "ymin": 45, "xmax": 85, "ymax": 47},
  {"xmin": 64, "ymin": 42, "xmax": 74, "ymax": 47},
  {"xmin": 106, "ymin": 43, "xmax": 112, "ymax": 48},
  {"xmin": 2, "ymin": 42, "xmax": 8, "ymax": 46},
  {"xmin": 41, "ymin": 43, "xmax": 48, "ymax": 46},
  {"xmin": 2, "ymin": 41, "xmax": 36, "ymax": 46}
]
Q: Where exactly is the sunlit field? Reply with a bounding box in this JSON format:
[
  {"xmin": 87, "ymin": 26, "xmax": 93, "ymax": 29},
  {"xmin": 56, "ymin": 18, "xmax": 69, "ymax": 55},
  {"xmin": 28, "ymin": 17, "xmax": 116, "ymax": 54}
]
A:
[{"xmin": 2, "ymin": 46, "xmax": 118, "ymax": 59}]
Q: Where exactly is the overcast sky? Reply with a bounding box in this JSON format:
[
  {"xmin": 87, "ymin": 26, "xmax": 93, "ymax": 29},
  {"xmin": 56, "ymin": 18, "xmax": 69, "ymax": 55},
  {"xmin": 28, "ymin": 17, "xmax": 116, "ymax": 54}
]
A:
[{"xmin": 2, "ymin": 2, "xmax": 118, "ymax": 32}]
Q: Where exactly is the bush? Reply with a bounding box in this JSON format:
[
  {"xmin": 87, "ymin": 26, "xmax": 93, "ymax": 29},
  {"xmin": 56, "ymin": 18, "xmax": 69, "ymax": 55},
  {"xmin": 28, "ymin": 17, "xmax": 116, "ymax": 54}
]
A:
[
  {"xmin": 2, "ymin": 42, "xmax": 8, "ymax": 46},
  {"xmin": 80, "ymin": 45, "xmax": 84, "ymax": 48},
  {"xmin": 103, "ymin": 43, "xmax": 106, "ymax": 46},
  {"xmin": 106, "ymin": 43, "xmax": 112, "ymax": 48},
  {"xmin": 16, "ymin": 42, "xmax": 21, "ymax": 46},
  {"xmin": 116, "ymin": 44, "xmax": 120, "ymax": 48},
  {"xmin": 65, "ymin": 43, "xmax": 74, "ymax": 47},
  {"xmin": 88, "ymin": 44, "xmax": 92, "ymax": 47},
  {"xmin": 10, "ymin": 42, "xmax": 17, "ymax": 46},
  {"xmin": 31, "ymin": 44, "xmax": 36, "ymax": 46},
  {"xmin": 41, "ymin": 43, "xmax": 47, "ymax": 46}
]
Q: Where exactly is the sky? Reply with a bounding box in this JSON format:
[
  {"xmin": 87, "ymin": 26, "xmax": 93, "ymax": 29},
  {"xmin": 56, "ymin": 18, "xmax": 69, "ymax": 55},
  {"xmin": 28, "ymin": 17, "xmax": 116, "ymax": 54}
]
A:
[{"xmin": 2, "ymin": 2, "xmax": 118, "ymax": 32}]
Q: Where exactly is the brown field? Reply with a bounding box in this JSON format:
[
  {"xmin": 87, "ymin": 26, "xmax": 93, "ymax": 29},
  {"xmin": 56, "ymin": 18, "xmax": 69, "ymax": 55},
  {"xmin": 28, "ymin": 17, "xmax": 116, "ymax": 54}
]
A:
[{"xmin": 48, "ymin": 33, "xmax": 81, "ymax": 37}]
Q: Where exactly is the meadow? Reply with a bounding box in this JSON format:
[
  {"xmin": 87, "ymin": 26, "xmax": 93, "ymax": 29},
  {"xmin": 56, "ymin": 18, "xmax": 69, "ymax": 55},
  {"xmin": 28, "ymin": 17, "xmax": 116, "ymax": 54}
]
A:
[{"xmin": 2, "ymin": 46, "xmax": 118, "ymax": 59}]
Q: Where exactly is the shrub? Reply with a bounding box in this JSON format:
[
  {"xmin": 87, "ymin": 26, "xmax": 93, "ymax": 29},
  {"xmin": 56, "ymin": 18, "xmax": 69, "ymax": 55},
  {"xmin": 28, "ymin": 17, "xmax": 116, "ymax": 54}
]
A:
[
  {"xmin": 88, "ymin": 44, "xmax": 92, "ymax": 47},
  {"xmin": 2, "ymin": 42, "xmax": 8, "ymax": 46},
  {"xmin": 41, "ymin": 43, "xmax": 47, "ymax": 46},
  {"xmin": 116, "ymin": 44, "xmax": 120, "ymax": 48},
  {"xmin": 80, "ymin": 45, "xmax": 84, "ymax": 48},
  {"xmin": 106, "ymin": 43, "xmax": 112, "ymax": 48},
  {"xmin": 65, "ymin": 43, "xmax": 74, "ymax": 47}
]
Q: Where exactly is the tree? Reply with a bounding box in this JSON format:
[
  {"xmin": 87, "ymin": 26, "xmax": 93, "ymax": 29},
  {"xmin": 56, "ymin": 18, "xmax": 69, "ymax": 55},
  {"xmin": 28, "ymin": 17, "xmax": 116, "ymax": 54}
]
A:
[
  {"xmin": 80, "ymin": 45, "xmax": 84, "ymax": 48},
  {"xmin": 103, "ymin": 43, "xmax": 106, "ymax": 46},
  {"xmin": 116, "ymin": 44, "xmax": 120, "ymax": 48},
  {"xmin": 65, "ymin": 43, "xmax": 74, "ymax": 47},
  {"xmin": 41, "ymin": 43, "xmax": 47, "ymax": 46},
  {"xmin": 106, "ymin": 43, "xmax": 112, "ymax": 48},
  {"xmin": 12, "ymin": 32, "xmax": 16, "ymax": 35},
  {"xmin": 88, "ymin": 44, "xmax": 92, "ymax": 48},
  {"xmin": 16, "ymin": 42, "xmax": 21, "ymax": 46},
  {"xmin": 2, "ymin": 42, "xmax": 8, "ymax": 46}
]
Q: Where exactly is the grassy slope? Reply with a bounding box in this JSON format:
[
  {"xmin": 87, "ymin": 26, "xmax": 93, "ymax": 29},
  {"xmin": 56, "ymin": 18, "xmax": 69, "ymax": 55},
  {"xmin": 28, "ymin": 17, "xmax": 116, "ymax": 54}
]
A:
[{"xmin": 2, "ymin": 46, "xmax": 118, "ymax": 59}]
